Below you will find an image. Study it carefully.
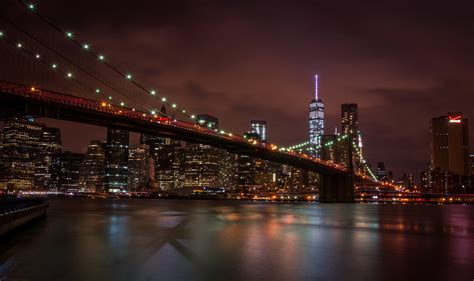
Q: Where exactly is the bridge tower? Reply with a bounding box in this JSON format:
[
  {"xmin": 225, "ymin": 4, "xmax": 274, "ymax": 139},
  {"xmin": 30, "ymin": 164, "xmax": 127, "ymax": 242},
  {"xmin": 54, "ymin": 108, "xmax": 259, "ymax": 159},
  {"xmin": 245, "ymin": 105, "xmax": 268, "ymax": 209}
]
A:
[{"xmin": 319, "ymin": 139, "xmax": 355, "ymax": 203}]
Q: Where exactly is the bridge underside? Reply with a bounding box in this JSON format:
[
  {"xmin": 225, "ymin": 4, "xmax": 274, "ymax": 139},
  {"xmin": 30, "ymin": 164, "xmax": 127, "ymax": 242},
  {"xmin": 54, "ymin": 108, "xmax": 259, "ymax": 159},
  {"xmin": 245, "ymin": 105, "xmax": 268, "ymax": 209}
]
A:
[{"xmin": 0, "ymin": 92, "xmax": 355, "ymax": 202}]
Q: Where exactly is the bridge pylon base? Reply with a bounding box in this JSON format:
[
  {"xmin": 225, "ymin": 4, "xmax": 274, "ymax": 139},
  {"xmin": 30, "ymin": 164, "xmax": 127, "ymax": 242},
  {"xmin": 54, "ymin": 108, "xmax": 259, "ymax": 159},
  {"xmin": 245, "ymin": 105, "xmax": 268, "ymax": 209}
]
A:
[{"xmin": 319, "ymin": 173, "xmax": 354, "ymax": 203}]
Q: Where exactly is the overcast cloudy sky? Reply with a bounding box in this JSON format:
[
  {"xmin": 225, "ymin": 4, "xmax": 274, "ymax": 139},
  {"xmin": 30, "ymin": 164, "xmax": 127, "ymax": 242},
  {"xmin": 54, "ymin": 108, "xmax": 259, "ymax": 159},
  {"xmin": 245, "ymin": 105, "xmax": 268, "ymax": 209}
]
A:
[{"xmin": 1, "ymin": 0, "xmax": 473, "ymax": 178}]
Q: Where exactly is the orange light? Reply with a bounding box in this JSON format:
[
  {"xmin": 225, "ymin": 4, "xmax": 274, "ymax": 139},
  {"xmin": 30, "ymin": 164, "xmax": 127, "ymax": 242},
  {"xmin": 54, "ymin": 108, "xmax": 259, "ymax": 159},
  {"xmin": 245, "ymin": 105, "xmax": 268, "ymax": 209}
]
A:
[
  {"xmin": 101, "ymin": 102, "xmax": 107, "ymax": 107},
  {"xmin": 30, "ymin": 87, "xmax": 36, "ymax": 91}
]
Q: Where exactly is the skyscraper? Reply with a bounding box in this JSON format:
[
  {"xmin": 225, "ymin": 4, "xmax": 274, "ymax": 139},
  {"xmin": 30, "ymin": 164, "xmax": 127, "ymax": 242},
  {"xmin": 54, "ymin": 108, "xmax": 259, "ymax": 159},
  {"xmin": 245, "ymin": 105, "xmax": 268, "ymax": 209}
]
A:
[
  {"xmin": 141, "ymin": 104, "xmax": 182, "ymax": 190},
  {"xmin": 58, "ymin": 151, "xmax": 84, "ymax": 192},
  {"xmin": 430, "ymin": 113, "xmax": 470, "ymax": 193},
  {"xmin": 341, "ymin": 103, "xmax": 362, "ymax": 171},
  {"xmin": 78, "ymin": 140, "xmax": 105, "ymax": 192},
  {"xmin": 128, "ymin": 145, "xmax": 151, "ymax": 191},
  {"xmin": 237, "ymin": 154, "xmax": 256, "ymax": 186},
  {"xmin": 309, "ymin": 75, "xmax": 324, "ymax": 157},
  {"xmin": 184, "ymin": 114, "xmax": 220, "ymax": 188},
  {"xmin": 35, "ymin": 127, "xmax": 62, "ymax": 190},
  {"xmin": 431, "ymin": 113, "xmax": 470, "ymax": 176},
  {"xmin": 341, "ymin": 103, "xmax": 359, "ymax": 145},
  {"xmin": 2, "ymin": 117, "xmax": 44, "ymax": 190},
  {"xmin": 250, "ymin": 120, "xmax": 267, "ymax": 142},
  {"xmin": 104, "ymin": 128, "xmax": 129, "ymax": 192},
  {"xmin": 218, "ymin": 150, "xmax": 238, "ymax": 189}
]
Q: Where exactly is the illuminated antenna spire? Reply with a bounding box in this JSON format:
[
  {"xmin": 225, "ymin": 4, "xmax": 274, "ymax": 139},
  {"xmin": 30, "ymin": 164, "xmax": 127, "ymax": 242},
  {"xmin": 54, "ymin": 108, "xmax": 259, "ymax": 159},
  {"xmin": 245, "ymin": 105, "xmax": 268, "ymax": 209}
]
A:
[{"xmin": 314, "ymin": 74, "xmax": 319, "ymax": 100}]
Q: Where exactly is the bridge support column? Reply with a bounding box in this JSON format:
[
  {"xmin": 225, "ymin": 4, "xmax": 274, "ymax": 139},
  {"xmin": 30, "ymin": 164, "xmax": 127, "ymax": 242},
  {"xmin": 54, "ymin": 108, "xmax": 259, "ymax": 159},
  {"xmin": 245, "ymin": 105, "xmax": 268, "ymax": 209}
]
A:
[{"xmin": 319, "ymin": 173, "xmax": 354, "ymax": 203}]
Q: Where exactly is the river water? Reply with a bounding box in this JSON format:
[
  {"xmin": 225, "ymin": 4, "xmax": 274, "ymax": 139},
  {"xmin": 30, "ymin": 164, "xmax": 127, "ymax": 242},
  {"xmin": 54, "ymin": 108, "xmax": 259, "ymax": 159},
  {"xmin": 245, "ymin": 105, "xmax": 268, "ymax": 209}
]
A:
[{"xmin": 0, "ymin": 198, "xmax": 473, "ymax": 281}]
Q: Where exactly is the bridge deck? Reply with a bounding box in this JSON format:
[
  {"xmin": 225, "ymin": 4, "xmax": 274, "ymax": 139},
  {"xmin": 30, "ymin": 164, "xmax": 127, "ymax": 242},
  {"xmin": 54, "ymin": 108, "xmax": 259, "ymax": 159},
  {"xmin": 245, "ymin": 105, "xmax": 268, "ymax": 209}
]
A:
[{"xmin": 0, "ymin": 81, "xmax": 349, "ymax": 175}]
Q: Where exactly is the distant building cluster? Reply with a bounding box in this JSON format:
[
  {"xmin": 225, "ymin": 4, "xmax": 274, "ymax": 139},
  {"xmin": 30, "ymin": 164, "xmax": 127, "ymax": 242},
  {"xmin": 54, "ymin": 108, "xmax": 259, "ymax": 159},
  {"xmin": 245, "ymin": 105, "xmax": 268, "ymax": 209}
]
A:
[
  {"xmin": 1, "ymin": 77, "xmax": 472, "ymax": 196},
  {"xmin": 0, "ymin": 116, "xmax": 319, "ymax": 194}
]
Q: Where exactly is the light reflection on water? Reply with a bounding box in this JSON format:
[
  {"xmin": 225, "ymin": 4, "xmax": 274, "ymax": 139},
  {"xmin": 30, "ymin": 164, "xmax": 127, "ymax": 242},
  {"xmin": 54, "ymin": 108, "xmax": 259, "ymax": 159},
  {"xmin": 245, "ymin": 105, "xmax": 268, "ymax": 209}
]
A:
[{"xmin": 0, "ymin": 199, "xmax": 473, "ymax": 281}]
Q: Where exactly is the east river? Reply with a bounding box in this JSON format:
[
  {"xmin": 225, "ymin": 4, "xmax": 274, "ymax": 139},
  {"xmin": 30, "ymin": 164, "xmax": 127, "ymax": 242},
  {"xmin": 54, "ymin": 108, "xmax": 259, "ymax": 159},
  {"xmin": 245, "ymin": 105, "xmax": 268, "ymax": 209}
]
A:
[{"xmin": 1, "ymin": 198, "xmax": 473, "ymax": 281}]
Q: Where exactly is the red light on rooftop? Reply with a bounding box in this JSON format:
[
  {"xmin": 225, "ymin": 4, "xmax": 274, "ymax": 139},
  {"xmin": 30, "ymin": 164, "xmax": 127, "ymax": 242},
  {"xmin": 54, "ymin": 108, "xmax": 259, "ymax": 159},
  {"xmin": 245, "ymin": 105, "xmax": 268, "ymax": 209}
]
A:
[{"xmin": 448, "ymin": 115, "xmax": 462, "ymax": 123}]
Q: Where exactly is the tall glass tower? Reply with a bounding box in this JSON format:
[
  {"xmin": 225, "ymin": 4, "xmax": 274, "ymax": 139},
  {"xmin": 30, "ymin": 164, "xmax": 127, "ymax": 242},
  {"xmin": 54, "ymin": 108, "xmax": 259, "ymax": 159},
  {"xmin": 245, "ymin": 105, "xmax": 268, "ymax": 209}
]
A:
[
  {"xmin": 309, "ymin": 75, "xmax": 324, "ymax": 157},
  {"xmin": 250, "ymin": 120, "xmax": 267, "ymax": 142}
]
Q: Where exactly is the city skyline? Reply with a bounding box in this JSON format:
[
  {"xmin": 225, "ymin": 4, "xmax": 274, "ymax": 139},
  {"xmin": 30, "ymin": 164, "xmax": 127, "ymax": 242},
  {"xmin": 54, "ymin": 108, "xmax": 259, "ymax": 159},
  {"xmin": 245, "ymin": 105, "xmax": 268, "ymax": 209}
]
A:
[
  {"xmin": 1, "ymin": 2, "xmax": 474, "ymax": 281},
  {"xmin": 1, "ymin": 0, "xmax": 474, "ymax": 178}
]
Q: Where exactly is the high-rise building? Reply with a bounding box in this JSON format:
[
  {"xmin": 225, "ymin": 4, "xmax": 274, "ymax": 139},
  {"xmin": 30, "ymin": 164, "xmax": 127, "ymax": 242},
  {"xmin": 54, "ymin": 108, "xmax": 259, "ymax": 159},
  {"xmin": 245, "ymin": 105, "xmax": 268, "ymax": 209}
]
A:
[
  {"xmin": 341, "ymin": 103, "xmax": 360, "ymax": 145},
  {"xmin": 78, "ymin": 140, "xmax": 105, "ymax": 192},
  {"xmin": 128, "ymin": 145, "xmax": 151, "ymax": 191},
  {"xmin": 184, "ymin": 143, "xmax": 220, "ymax": 188},
  {"xmin": 218, "ymin": 150, "xmax": 238, "ymax": 189},
  {"xmin": 237, "ymin": 154, "xmax": 256, "ymax": 186},
  {"xmin": 141, "ymin": 104, "xmax": 183, "ymax": 190},
  {"xmin": 376, "ymin": 162, "xmax": 388, "ymax": 181},
  {"xmin": 309, "ymin": 75, "xmax": 324, "ymax": 157},
  {"xmin": 58, "ymin": 151, "xmax": 84, "ymax": 192},
  {"xmin": 431, "ymin": 113, "xmax": 470, "ymax": 176},
  {"xmin": 430, "ymin": 113, "xmax": 470, "ymax": 193},
  {"xmin": 184, "ymin": 114, "xmax": 220, "ymax": 188},
  {"xmin": 341, "ymin": 103, "xmax": 362, "ymax": 171},
  {"xmin": 250, "ymin": 120, "xmax": 267, "ymax": 142},
  {"xmin": 35, "ymin": 127, "xmax": 62, "ymax": 190},
  {"xmin": 1, "ymin": 117, "xmax": 44, "ymax": 190},
  {"xmin": 104, "ymin": 128, "xmax": 129, "ymax": 192}
]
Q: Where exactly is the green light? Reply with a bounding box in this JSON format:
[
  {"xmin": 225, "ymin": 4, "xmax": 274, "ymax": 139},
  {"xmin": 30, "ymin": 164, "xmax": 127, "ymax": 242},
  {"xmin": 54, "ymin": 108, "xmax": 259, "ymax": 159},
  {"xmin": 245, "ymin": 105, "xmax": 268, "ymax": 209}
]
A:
[
  {"xmin": 83, "ymin": 44, "xmax": 90, "ymax": 50},
  {"xmin": 95, "ymin": 89, "xmax": 101, "ymax": 93},
  {"xmin": 0, "ymin": 31, "xmax": 4, "ymax": 37},
  {"xmin": 27, "ymin": 3, "xmax": 35, "ymax": 10},
  {"xmin": 172, "ymin": 104, "xmax": 177, "ymax": 108},
  {"xmin": 161, "ymin": 97, "xmax": 166, "ymax": 102},
  {"xmin": 51, "ymin": 63, "xmax": 57, "ymax": 69},
  {"xmin": 98, "ymin": 55, "xmax": 105, "ymax": 61},
  {"xmin": 126, "ymin": 74, "xmax": 132, "ymax": 80},
  {"xmin": 150, "ymin": 90, "xmax": 156, "ymax": 95},
  {"xmin": 120, "ymin": 102, "xmax": 125, "ymax": 106},
  {"xmin": 108, "ymin": 96, "xmax": 112, "ymax": 100},
  {"xmin": 151, "ymin": 110, "xmax": 156, "ymax": 115},
  {"xmin": 66, "ymin": 32, "xmax": 73, "ymax": 38}
]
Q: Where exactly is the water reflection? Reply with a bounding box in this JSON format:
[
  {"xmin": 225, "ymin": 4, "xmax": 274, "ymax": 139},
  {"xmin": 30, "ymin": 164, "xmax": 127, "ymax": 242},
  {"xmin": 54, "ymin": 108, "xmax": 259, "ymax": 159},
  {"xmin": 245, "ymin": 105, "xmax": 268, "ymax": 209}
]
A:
[{"xmin": 0, "ymin": 199, "xmax": 472, "ymax": 281}]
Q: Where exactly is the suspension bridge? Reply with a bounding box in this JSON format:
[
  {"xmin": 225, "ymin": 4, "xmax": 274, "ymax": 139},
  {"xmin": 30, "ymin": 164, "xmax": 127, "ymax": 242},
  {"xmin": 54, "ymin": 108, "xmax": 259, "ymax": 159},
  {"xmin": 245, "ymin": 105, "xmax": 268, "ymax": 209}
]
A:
[{"xmin": 0, "ymin": 1, "xmax": 382, "ymax": 202}]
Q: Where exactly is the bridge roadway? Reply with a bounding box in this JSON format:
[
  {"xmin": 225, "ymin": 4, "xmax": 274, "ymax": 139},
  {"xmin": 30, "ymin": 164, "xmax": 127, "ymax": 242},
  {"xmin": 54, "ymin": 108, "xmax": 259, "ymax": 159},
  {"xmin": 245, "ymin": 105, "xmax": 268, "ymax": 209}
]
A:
[{"xmin": 0, "ymin": 81, "xmax": 360, "ymax": 202}]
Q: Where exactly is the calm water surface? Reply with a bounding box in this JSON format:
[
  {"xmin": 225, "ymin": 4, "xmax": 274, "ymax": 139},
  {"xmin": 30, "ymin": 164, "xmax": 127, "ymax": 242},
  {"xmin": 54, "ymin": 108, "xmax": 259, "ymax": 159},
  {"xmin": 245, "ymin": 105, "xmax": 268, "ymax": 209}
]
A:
[{"xmin": 0, "ymin": 198, "xmax": 473, "ymax": 281}]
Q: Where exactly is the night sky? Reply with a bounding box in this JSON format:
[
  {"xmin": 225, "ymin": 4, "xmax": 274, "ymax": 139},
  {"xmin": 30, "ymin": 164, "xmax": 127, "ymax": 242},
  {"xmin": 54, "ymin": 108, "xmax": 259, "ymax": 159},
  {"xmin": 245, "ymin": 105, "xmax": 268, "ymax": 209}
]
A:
[{"xmin": 1, "ymin": 0, "xmax": 474, "ymax": 179}]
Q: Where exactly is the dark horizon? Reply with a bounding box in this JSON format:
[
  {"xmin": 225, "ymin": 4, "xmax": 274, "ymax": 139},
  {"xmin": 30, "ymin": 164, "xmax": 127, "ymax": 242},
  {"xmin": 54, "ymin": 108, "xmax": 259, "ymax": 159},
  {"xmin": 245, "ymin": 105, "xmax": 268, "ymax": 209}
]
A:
[{"xmin": 1, "ymin": 0, "xmax": 473, "ymax": 178}]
